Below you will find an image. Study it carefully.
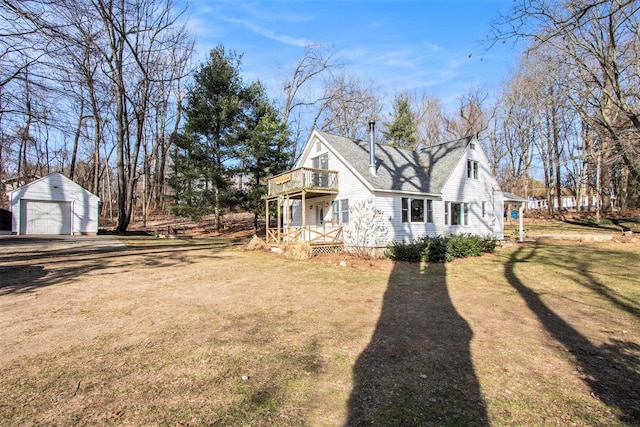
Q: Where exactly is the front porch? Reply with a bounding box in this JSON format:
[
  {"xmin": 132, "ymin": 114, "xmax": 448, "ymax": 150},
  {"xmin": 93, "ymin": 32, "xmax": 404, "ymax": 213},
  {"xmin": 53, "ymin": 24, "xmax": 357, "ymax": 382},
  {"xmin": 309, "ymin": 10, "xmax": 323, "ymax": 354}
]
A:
[{"xmin": 265, "ymin": 167, "xmax": 344, "ymax": 249}]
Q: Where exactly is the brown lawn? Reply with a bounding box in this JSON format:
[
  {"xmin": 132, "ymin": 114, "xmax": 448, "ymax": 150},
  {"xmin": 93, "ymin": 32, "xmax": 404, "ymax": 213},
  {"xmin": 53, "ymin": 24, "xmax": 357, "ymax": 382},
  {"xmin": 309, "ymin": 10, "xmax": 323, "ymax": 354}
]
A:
[{"xmin": 1, "ymin": 236, "xmax": 639, "ymax": 426}]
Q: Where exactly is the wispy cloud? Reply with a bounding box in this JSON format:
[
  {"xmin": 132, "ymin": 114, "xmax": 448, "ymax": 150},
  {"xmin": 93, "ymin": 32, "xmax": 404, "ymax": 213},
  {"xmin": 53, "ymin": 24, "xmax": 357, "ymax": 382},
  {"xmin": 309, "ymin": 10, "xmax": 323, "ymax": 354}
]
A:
[
  {"xmin": 182, "ymin": 0, "xmax": 514, "ymax": 113},
  {"xmin": 222, "ymin": 17, "xmax": 317, "ymax": 48}
]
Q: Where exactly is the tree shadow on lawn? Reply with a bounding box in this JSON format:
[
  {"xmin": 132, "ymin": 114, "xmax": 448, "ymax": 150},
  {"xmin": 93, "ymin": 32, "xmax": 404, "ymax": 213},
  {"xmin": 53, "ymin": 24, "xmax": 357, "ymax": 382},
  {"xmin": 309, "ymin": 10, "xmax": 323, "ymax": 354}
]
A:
[
  {"xmin": 506, "ymin": 244, "xmax": 640, "ymax": 423},
  {"xmin": 347, "ymin": 260, "xmax": 488, "ymax": 426},
  {"xmin": 0, "ymin": 242, "xmax": 228, "ymax": 296}
]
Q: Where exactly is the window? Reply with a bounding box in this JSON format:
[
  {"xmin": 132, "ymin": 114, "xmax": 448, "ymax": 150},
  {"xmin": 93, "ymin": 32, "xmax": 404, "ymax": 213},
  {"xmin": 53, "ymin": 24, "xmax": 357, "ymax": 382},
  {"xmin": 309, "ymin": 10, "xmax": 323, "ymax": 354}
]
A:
[
  {"xmin": 312, "ymin": 153, "xmax": 328, "ymax": 170},
  {"xmin": 426, "ymin": 199, "xmax": 433, "ymax": 223},
  {"xmin": 445, "ymin": 201, "xmax": 450, "ymax": 225},
  {"xmin": 411, "ymin": 199, "xmax": 424, "ymax": 222},
  {"xmin": 470, "ymin": 142, "xmax": 476, "ymax": 150},
  {"xmin": 445, "ymin": 202, "xmax": 469, "ymax": 226},
  {"xmin": 481, "ymin": 201, "xmax": 486, "ymax": 218},
  {"xmin": 332, "ymin": 199, "xmax": 349, "ymax": 224},
  {"xmin": 312, "ymin": 153, "xmax": 329, "ymax": 186},
  {"xmin": 467, "ymin": 160, "xmax": 479, "ymax": 179},
  {"xmin": 402, "ymin": 198, "xmax": 432, "ymax": 223},
  {"xmin": 464, "ymin": 202, "xmax": 469, "ymax": 225},
  {"xmin": 402, "ymin": 198, "xmax": 410, "ymax": 222},
  {"xmin": 451, "ymin": 202, "xmax": 461, "ymax": 225}
]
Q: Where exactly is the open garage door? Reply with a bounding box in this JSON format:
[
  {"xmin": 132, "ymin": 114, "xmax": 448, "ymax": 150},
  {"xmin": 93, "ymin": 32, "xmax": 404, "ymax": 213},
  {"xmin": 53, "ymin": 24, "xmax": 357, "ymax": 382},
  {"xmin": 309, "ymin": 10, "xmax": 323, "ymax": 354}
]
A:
[{"xmin": 20, "ymin": 200, "xmax": 72, "ymax": 235}]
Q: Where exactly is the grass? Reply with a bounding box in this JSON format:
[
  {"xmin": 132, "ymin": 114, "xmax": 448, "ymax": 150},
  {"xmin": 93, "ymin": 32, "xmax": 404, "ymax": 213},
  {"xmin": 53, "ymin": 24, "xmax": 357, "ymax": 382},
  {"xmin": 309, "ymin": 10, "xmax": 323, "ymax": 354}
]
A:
[
  {"xmin": 504, "ymin": 216, "xmax": 640, "ymax": 237},
  {"xmin": 1, "ymin": 236, "xmax": 639, "ymax": 425}
]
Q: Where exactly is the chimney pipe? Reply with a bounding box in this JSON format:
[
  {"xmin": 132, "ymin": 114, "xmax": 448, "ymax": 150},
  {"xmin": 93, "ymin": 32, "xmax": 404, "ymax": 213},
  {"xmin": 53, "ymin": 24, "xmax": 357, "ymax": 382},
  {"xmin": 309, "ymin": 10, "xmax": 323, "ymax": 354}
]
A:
[{"xmin": 368, "ymin": 120, "xmax": 376, "ymax": 176}]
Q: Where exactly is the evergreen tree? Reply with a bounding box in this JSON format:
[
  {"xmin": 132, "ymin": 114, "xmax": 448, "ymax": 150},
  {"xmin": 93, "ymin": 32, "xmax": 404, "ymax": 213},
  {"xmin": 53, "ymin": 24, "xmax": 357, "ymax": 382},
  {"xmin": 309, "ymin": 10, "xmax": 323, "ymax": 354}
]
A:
[
  {"xmin": 239, "ymin": 82, "xmax": 292, "ymax": 230},
  {"xmin": 383, "ymin": 93, "xmax": 417, "ymax": 149},
  {"xmin": 167, "ymin": 132, "xmax": 212, "ymax": 219},
  {"xmin": 170, "ymin": 45, "xmax": 292, "ymax": 230},
  {"xmin": 170, "ymin": 45, "xmax": 246, "ymax": 228}
]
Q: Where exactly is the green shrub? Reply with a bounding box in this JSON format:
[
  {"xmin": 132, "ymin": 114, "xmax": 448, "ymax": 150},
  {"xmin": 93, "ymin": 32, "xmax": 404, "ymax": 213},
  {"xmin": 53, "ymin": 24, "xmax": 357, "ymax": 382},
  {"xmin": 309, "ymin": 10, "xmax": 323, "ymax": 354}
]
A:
[
  {"xmin": 421, "ymin": 235, "xmax": 448, "ymax": 263},
  {"xmin": 387, "ymin": 234, "xmax": 499, "ymax": 263},
  {"xmin": 385, "ymin": 239, "xmax": 425, "ymax": 262},
  {"xmin": 481, "ymin": 235, "xmax": 499, "ymax": 253}
]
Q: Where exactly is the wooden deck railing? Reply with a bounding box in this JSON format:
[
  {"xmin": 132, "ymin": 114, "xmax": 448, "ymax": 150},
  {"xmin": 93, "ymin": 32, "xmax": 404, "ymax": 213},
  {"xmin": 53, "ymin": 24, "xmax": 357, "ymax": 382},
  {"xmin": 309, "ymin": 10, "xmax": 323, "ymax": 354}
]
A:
[
  {"xmin": 268, "ymin": 167, "xmax": 338, "ymax": 196},
  {"xmin": 265, "ymin": 226, "xmax": 343, "ymax": 246}
]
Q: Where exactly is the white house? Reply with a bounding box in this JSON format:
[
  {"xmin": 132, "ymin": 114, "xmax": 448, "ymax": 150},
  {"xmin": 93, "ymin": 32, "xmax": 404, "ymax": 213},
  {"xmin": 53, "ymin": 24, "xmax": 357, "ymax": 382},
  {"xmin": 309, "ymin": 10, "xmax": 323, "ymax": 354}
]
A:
[
  {"xmin": 6, "ymin": 172, "xmax": 100, "ymax": 235},
  {"xmin": 527, "ymin": 190, "xmax": 598, "ymax": 211},
  {"xmin": 265, "ymin": 129, "xmax": 507, "ymax": 251}
]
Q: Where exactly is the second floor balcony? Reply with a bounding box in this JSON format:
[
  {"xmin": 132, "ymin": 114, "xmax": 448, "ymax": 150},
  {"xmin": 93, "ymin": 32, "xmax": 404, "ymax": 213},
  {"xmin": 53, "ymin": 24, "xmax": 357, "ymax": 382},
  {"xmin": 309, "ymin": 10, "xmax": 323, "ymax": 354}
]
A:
[{"xmin": 267, "ymin": 167, "xmax": 339, "ymax": 199}]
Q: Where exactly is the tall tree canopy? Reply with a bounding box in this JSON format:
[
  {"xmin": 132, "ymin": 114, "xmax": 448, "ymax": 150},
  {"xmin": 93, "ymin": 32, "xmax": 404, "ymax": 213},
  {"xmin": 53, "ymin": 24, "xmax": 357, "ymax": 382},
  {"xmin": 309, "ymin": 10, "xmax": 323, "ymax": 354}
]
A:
[
  {"xmin": 492, "ymin": 0, "xmax": 640, "ymax": 209},
  {"xmin": 170, "ymin": 45, "xmax": 290, "ymax": 229},
  {"xmin": 383, "ymin": 93, "xmax": 417, "ymax": 149},
  {"xmin": 0, "ymin": 0, "xmax": 192, "ymax": 229},
  {"xmin": 240, "ymin": 82, "xmax": 291, "ymax": 229}
]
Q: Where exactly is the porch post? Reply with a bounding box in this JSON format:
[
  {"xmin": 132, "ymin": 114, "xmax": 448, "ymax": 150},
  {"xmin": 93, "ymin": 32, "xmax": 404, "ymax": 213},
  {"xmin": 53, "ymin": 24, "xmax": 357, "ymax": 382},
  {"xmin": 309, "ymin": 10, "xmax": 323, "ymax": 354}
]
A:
[
  {"xmin": 302, "ymin": 190, "xmax": 306, "ymax": 242},
  {"xmin": 277, "ymin": 197, "xmax": 281, "ymax": 243},
  {"xmin": 518, "ymin": 204, "xmax": 524, "ymax": 242},
  {"xmin": 286, "ymin": 194, "xmax": 290, "ymax": 236},
  {"xmin": 265, "ymin": 198, "xmax": 269, "ymax": 242},
  {"xmin": 302, "ymin": 191, "xmax": 306, "ymax": 228}
]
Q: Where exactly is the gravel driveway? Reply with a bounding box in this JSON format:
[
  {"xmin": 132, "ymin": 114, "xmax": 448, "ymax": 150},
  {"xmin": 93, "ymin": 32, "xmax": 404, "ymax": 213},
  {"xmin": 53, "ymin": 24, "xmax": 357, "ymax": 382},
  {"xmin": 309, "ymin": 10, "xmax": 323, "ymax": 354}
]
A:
[{"xmin": 0, "ymin": 235, "xmax": 126, "ymax": 253}]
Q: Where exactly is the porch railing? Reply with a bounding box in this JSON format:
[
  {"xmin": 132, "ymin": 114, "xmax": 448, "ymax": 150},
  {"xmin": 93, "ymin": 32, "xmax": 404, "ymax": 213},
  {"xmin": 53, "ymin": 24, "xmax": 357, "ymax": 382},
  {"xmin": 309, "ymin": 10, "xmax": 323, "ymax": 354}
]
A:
[
  {"xmin": 266, "ymin": 225, "xmax": 344, "ymax": 246},
  {"xmin": 268, "ymin": 167, "xmax": 338, "ymax": 196}
]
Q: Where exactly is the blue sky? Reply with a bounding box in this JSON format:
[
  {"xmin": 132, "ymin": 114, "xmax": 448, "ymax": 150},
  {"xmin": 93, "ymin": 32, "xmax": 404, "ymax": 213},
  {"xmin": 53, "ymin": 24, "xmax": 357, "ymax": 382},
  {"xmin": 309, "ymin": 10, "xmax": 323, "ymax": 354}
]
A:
[{"xmin": 183, "ymin": 0, "xmax": 518, "ymax": 113}]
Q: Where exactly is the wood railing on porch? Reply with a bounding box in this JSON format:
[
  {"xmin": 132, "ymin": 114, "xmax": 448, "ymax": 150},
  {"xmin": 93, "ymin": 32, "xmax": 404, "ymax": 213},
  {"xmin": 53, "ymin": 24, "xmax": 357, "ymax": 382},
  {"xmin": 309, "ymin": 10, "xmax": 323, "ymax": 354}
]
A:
[
  {"xmin": 268, "ymin": 167, "xmax": 338, "ymax": 196},
  {"xmin": 266, "ymin": 225, "xmax": 344, "ymax": 246}
]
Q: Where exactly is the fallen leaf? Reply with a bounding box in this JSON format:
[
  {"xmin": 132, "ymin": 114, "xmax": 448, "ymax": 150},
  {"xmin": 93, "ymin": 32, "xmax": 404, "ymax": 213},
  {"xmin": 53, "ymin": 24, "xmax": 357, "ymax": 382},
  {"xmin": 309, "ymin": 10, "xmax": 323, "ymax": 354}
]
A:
[{"xmin": 108, "ymin": 410, "xmax": 123, "ymax": 420}]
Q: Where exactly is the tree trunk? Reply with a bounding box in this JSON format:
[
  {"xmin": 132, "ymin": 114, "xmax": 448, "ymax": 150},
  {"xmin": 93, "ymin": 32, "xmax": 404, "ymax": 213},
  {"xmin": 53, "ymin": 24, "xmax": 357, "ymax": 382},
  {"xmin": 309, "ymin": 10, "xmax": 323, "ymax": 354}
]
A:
[{"xmin": 70, "ymin": 98, "xmax": 85, "ymax": 181}]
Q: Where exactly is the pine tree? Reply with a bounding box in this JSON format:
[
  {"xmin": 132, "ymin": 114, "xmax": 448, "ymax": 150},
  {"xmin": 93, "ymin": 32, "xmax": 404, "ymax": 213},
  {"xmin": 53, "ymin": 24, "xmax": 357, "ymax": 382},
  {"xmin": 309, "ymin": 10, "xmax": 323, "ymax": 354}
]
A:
[
  {"xmin": 170, "ymin": 45, "xmax": 245, "ymax": 228},
  {"xmin": 169, "ymin": 45, "xmax": 292, "ymax": 230},
  {"xmin": 239, "ymin": 81, "xmax": 292, "ymax": 230},
  {"xmin": 383, "ymin": 93, "xmax": 417, "ymax": 149}
]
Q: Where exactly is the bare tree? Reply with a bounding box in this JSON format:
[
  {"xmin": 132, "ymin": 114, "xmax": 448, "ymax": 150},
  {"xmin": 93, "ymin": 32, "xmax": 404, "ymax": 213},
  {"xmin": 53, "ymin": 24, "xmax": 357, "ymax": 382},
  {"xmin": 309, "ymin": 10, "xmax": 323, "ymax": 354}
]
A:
[
  {"xmin": 278, "ymin": 44, "xmax": 342, "ymax": 163},
  {"xmin": 89, "ymin": 0, "xmax": 191, "ymax": 231},
  {"xmin": 0, "ymin": 0, "xmax": 192, "ymax": 227},
  {"xmin": 316, "ymin": 72, "xmax": 382, "ymax": 140},
  {"xmin": 411, "ymin": 90, "xmax": 446, "ymax": 147},
  {"xmin": 443, "ymin": 87, "xmax": 490, "ymax": 140},
  {"xmin": 492, "ymin": 0, "xmax": 640, "ymax": 207}
]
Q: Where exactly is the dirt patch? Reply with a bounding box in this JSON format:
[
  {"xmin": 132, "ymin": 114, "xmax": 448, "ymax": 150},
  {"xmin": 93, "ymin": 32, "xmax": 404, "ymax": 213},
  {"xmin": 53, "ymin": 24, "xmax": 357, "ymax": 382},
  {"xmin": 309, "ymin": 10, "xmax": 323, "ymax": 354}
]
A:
[
  {"xmin": 310, "ymin": 251, "xmax": 396, "ymax": 273},
  {"xmin": 107, "ymin": 212, "xmax": 262, "ymax": 239}
]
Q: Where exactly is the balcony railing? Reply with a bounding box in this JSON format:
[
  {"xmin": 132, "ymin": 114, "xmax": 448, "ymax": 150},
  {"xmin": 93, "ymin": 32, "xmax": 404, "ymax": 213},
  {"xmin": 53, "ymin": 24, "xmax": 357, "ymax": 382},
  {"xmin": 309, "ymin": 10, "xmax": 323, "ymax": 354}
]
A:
[{"xmin": 268, "ymin": 167, "xmax": 338, "ymax": 197}]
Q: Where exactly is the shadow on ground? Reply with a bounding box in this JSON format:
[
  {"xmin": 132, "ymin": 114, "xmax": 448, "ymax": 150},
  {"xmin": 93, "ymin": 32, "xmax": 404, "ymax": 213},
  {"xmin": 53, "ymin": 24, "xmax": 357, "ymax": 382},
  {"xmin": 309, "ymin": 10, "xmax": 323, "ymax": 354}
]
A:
[
  {"xmin": 347, "ymin": 261, "xmax": 488, "ymax": 426},
  {"xmin": 0, "ymin": 238, "xmax": 232, "ymax": 296},
  {"xmin": 506, "ymin": 244, "xmax": 640, "ymax": 423}
]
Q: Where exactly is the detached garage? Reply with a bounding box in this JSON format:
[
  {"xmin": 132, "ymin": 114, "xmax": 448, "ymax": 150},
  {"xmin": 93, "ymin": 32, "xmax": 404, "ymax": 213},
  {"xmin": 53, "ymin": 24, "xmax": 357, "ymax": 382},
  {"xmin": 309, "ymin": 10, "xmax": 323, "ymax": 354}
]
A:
[{"xmin": 7, "ymin": 173, "xmax": 99, "ymax": 235}]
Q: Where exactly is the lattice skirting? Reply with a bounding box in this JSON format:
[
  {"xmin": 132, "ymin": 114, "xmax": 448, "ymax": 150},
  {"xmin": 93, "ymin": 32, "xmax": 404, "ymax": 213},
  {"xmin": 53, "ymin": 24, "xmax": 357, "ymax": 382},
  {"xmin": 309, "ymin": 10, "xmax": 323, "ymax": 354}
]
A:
[{"xmin": 312, "ymin": 245, "xmax": 344, "ymax": 255}]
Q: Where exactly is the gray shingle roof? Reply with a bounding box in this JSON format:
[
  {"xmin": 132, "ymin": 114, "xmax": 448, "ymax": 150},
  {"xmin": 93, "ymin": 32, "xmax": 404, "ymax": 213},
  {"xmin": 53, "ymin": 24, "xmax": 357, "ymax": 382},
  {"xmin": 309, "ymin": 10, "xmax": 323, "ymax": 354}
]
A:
[
  {"xmin": 317, "ymin": 131, "xmax": 472, "ymax": 195},
  {"xmin": 502, "ymin": 192, "xmax": 528, "ymax": 203}
]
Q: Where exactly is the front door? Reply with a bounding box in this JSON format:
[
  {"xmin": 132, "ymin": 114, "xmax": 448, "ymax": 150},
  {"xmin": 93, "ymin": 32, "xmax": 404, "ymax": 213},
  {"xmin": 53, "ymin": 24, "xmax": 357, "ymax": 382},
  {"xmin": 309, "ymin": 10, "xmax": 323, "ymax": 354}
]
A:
[{"xmin": 315, "ymin": 203, "xmax": 325, "ymax": 226}]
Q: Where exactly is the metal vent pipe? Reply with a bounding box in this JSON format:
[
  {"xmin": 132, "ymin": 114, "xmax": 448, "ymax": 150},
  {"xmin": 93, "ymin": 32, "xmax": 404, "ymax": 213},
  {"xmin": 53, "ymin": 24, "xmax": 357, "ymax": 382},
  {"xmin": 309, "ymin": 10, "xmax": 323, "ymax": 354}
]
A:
[{"xmin": 368, "ymin": 120, "xmax": 376, "ymax": 176}]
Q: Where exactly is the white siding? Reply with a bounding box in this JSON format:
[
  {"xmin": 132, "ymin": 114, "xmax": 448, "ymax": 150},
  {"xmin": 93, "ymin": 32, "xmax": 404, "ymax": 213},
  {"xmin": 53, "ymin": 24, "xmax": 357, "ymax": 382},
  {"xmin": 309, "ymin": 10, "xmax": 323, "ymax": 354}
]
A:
[
  {"xmin": 374, "ymin": 143, "xmax": 504, "ymax": 243},
  {"xmin": 439, "ymin": 148, "xmax": 503, "ymax": 238},
  {"xmin": 289, "ymin": 134, "xmax": 504, "ymax": 247},
  {"xmin": 291, "ymin": 136, "xmax": 381, "ymax": 246},
  {"xmin": 378, "ymin": 193, "xmax": 443, "ymax": 244},
  {"xmin": 8, "ymin": 173, "xmax": 100, "ymax": 235}
]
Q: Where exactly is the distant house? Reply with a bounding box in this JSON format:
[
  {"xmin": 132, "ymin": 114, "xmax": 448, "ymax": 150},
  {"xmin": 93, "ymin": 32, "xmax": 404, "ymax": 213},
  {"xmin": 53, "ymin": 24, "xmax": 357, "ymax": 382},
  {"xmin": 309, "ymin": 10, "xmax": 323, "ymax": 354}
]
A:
[
  {"xmin": 265, "ymin": 129, "xmax": 510, "ymax": 251},
  {"xmin": 527, "ymin": 188, "xmax": 597, "ymax": 211},
  {"xmin": 6, "ymin": 172, "xmax": 100, "ymax": 235}
]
